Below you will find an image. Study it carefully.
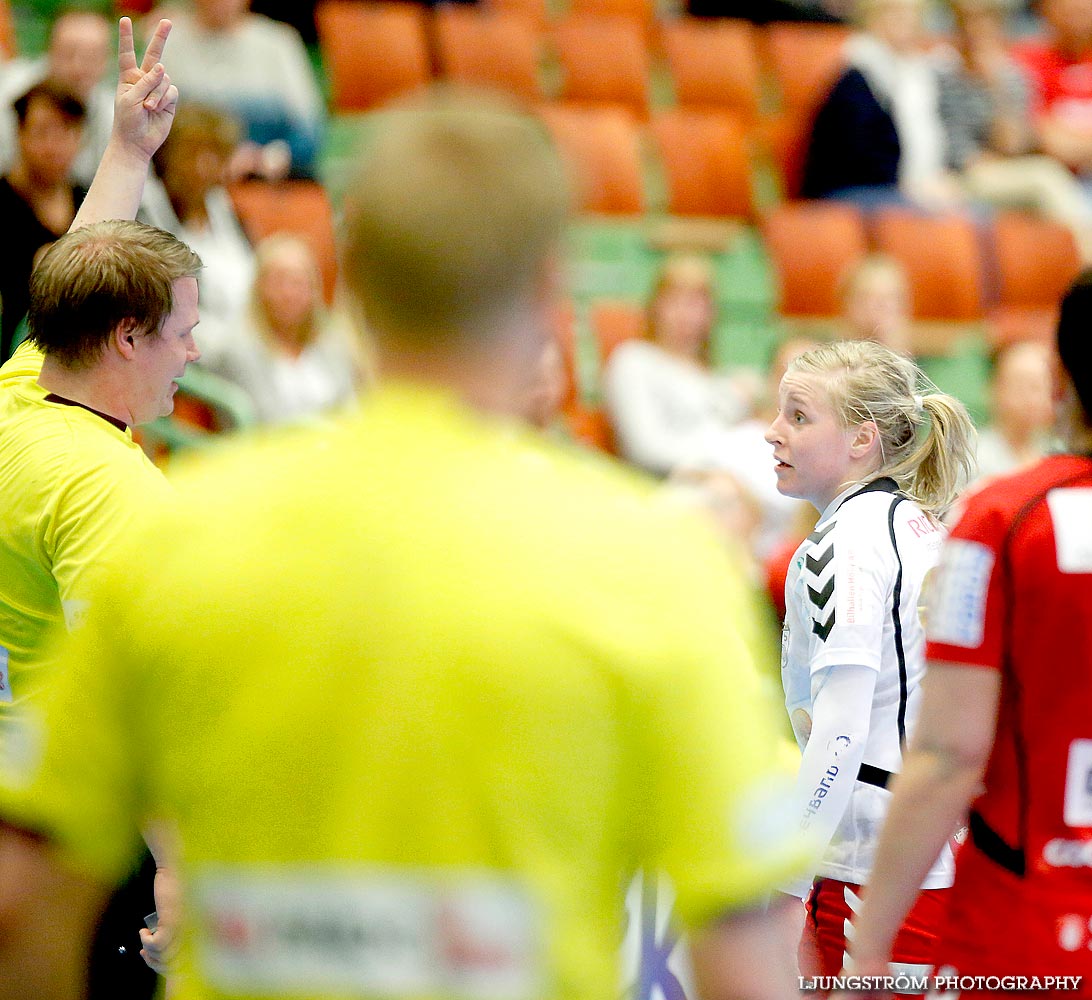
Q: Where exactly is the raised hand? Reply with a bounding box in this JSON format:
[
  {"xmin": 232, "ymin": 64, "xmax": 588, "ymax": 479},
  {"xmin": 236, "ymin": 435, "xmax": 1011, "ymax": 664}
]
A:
[{"xmin": 112, "ymin": 16, "xmax": 178, "ymax": 162}]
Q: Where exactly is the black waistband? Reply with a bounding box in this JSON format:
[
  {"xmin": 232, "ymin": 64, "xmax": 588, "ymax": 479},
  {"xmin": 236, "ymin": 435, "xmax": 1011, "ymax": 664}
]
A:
[
  {"xmin": 856, "ymin": 763, "xmax": 894, "ymax": 789},
  {"xmin": 969, "ymin": 809, "xmax": 1026, "ymax": 877}
]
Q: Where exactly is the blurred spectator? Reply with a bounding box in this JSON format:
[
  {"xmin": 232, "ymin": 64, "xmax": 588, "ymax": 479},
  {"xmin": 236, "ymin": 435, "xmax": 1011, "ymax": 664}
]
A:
[
  {"xmin": 838, "ymin": 253, "xmax": 914, "ymax": 354},
  {"xmin": 147, "ymin": 0, "xmax": 324, "ymax": 176},
  {"xmin": 204, "ymin": 234, "xmax": 362, "ymax": 424},
  {"xmin": 1013, "ymin": 0, "xmax": 1092, "ymax": 177},
  {"xmin": 603, "ymin": 255, "xmax": 749, "ymax": 477},
  {"xmin": 802, "ymin": 0, "xmax": 962, "ymax": 210},
  {"xmin": 249, "ymin": 0, "xmax": 318, "ymax": 44},
  {"xmin": 144, "ymin": 103, "xmax": 255, "ymax": 364},
  {"xmin": 686, "ymin": 0, "xmax": 850, "ymax": 23},
  {"xmin": 974, "ymin": 338, "xmax": 1055, "ymax": 481},
  {"xmin": 937, "ymin": 0, "xmax": 1092, "ymax": 261},
  {"xmin": 716, "ymin": 335, "xmax": 819, "ymax": 563},
  {"xmin": 0, "ymin": 80, "xmax": 86, "ymax": 361},
  {"xmin": 0, "ymin": 10, "xmax": 113, "ymax": 186}
]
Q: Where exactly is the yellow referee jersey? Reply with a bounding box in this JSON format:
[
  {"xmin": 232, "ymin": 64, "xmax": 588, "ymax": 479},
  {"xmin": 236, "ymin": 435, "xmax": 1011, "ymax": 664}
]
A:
[
  {"xmin": 0, "ymin": 371, "xmax": 169, "ymax": 715},
  {"xmin": 1, "ymin": 383, "xmax": 810, "ymax": 1000}
]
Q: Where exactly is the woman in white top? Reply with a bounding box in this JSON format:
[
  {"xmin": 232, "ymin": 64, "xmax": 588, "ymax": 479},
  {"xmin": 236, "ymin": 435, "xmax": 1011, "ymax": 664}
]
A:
[
  {"xmin": 603, "ymin": 254, "xmax": 748, "ymax": 477},
  {"xmin": 207, "ymin": 234, "xmax": 366, "ymax": 424},
  {"xmin": 765, "ymin": 340, "xmax": 977, "ymax": 993}
]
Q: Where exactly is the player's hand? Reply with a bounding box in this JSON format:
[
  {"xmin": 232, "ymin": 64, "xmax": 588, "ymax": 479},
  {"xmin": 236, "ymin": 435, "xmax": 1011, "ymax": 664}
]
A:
[
  {"xmin": 112, "ymin": 16, "xmax": 178, "ymax": 161},
  {"xmin": 139, "ymin": 863, "xmax": 181, "ymax": 976}
]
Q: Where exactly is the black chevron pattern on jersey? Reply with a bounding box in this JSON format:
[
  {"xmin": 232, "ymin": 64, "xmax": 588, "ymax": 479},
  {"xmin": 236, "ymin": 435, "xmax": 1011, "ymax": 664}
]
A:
[
  {"xmin": 812, "ymin": 609, "xmax": 836, "ymax": 641},
  {"xmin": 804, "ymin": 519, "xmax": 836, "ymax": 643},
  {"xmin": 805, "ymin": 543, "xmax": 834, "ymax": 575},
  {"xmin": 807, "ymin": 576, "xmax": 835, "ymax": 610}
]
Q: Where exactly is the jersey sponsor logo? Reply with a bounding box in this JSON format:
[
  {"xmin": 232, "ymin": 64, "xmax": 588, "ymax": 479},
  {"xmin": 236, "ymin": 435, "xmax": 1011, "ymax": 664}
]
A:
[
  {"xmin": 1047, "ymin": 488, "xmax": 1092, "ymax": 573},
  {"xmin": 906, "ymin": 514, "xmax": 939, "ymax": 540},
  {"xmin": 1063, "ymin": 739, "xmax": 1092, "ymax": 827},
  {"xmin": 194, "ymin": 867, "xmax": 541, "ymax": 998},
  {"xmin": 1042, "ymin": 837, "xmax": 1092, "ymax": 868},
  {"xmin": 926, "ymin": 540, "xmax": 994, "ymax": 648},
  {"xmin": 0, "ymin": 647, "xmax": 10, "ymax": 705},
  {"xmin": 61, "ymin": 599, "xmax": 89, "ymax": 633}
]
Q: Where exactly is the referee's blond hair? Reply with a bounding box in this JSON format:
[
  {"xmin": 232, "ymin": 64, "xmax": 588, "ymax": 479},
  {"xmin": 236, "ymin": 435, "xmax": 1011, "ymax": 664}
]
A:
[{"xmin": 340, "ymin": 91, "xmax": 570, "ymax": 347}]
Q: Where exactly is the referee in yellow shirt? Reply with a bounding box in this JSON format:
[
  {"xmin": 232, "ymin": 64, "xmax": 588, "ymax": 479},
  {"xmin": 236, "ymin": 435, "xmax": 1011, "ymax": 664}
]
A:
[{"xmin": 0, "ymin": 94, "xmax": 813, "ymax": 1000}]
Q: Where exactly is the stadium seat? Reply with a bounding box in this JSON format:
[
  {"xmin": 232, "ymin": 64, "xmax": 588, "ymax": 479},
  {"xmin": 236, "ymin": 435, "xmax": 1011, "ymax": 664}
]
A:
[
  {"xmin": 661, "ymin": 18, "xmax": 761, "ymax": 125},
  {"xmin": 433, "ymin": 7, "xmax": 541, "ymax": 102},
  {"xmin": 0, "ymin": 1, "xmax": 16, "ymax": 59},
  {"xmin": 539, "ymin": 104, "xmax": 645, "ymax": 214},
  {"xmin": 872, "ymin": 209, "xmax": 985, "ymax": 321},
  {"xmin": 228, "ymin": 180, "xmax": 339, "ymax": 304},
  {"xmin": 990, "ymin": 212, "xmax": 1082, "ymax": 346},
  {"xmin": 315, "ymin": 1, "xmax": 430, "ymax": 112},
  {"xmin": 650, "ymin": 109, "xmax": 755, "ymax": 219},
  {"xmin": 487, "ymin": 0, "xmax": 551, "ymax": 36},
  {"xmin": 761, "ymin": 23, "xmax": 849, "ymax": 199},
  {"xmin": 763, "ymin": 22, "xmax": 849, "ymax": 114},
  {"xmin": 568, "ymin": 0, "xmax": 656, "ymax": 45},
  {"xmin": 553, "ymin": 15, "xmax": 651, "ymax": 119},
  {"xmin": 591, "ymin": 300, "xmax": 645, "ymax": 365},
  {"xmin": 763, "ymin": 200, "xmax": 867, "ymax": 317}
]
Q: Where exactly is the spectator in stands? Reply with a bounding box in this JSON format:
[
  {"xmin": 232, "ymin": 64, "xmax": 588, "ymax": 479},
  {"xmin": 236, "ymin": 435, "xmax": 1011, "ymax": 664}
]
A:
[
  {"xmin": 802, "ymin": 0, "xmax": 962, "ymax": 210},
  {"xmin": 204, "ymin": 234, "xmax": 362, "ymax": 423},
  {"xmin": 144, "ymin": 103, "xmax": 254, "ymax": 365},
  {"xmin": 1013, "ymin": 0, "xmax": 1092, "ymax": 178},
  {"xmin": 146, "ymin": 0, "xmax": 324, "ymax": 176},
  {"xmin": 604, "ymin": 254, "xmax": 749, "ymax": 477},
  {"xmin": 0, "ymin": 81, "xmax": 86, "ymax": 362},
  {"xmin": 713, "ymin": 335, "xmax": 819, "ymax": 564},
  {"xmin": 937, "ymin": 0, "xmax": 1092, "ymax": 261},
  {"xmin": 0, "ymin": 10, "xmax": 113, "ymax": 187},
  {"xmin": 838, "ymin": 253, "xmax": 914, "ymax": 355},
  {"xmin": 974, "ymin": 338, "xmax": 1055, "ymax": 482}
]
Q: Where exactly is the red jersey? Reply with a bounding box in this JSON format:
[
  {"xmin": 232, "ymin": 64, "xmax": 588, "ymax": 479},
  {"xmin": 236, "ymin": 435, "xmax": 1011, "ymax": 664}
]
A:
[
  {"xmin": 1013, "ymin": 40, "xmax": 1092, "ymax": 133},
  {"xmin": 926, "ymin": 454, "xmax": 1092, "ymax": 980}
]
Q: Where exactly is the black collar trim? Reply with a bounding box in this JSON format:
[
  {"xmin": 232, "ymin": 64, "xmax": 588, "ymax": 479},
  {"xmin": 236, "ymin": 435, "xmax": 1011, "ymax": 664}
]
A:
[{"xmin": 43, "ymin": 393, "xmax": 128, "ymax": 433}]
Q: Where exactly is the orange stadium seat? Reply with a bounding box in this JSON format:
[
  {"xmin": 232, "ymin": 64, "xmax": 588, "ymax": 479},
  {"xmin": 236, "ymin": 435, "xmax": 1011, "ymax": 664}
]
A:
[
  {"xmin": 228, "ymin": 180, "xmax": 339, "ymax": 305},
  {"xmin": 315, "ymin": 1, "xmax": 430, "ymax": 112},
  {"xmin": 763, "ymin": 22, "xmax": 849, "ymax": 114},
  {"xmin": 650, "ymin": 109, "xmax": 755, "ymax": 219},
  {"xmin": 872, "ymin": 209, "xmax": 985, "ymax": 321},
  {"xmin": 553, "ymin": 15, "xmax": 651, "ymax": 119},
  {"xmin": 763, "ymin": 200, "xmax": 867, "ymax": 317},
  {"xmin": 486, "ymin": 0, "xmax": 551, "ymax": 36},
  {"xmin": 591, "ymin": 300, "xmax": 645, "ymax": 365},
  {"xmin": 0, "ymin": 1, "xmax": 15, "ymax": 59},
  {"xmin": 433, "ymin": 7, "xmax": 542, "ymax": 102},
  {"xmin": 539, "ymin": 104, "xmax": 644, "ymax": 214},
  {"xmin": 762, "ymin": 24, "xmax": 848, "ymax": 199},
  {"xmin": 661, "ymin": 18, "xmax": 761, "ymax": 125},
  {"xmin": 568, "ymin": 0, "xmax": 656, "ymax": 45},
  {"xmin": 990, "ymin": 212, "xmax": 1082, "ymax": 346}
]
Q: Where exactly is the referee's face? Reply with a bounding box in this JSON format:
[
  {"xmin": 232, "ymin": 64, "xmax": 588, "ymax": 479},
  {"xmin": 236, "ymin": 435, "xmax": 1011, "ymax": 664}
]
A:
[
  {"xmin": 765, "ymin": 372, "xmax": 858, "ymax": 511},
  {"xmin": 129, "ymin": 276, "xmax": 202, "ymax": 424}
]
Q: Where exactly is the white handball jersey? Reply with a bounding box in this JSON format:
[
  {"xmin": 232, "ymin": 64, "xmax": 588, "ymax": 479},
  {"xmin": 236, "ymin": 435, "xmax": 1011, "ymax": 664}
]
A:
[{"xmin": 782, "ymin": 477, "xmax": 956, "ymax": 888}]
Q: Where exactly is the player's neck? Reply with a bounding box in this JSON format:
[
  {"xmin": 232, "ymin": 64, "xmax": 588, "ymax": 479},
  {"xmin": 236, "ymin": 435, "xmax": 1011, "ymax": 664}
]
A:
[{"xmin": 37, "ymin": 354, "xmax": 132, "ymax": 426}]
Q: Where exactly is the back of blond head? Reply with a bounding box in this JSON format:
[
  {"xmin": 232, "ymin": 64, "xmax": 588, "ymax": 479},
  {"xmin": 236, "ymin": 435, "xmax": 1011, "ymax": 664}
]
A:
[
  {"xmin": 340, "ymin": 92, "xmax": 570, "ymax": 345},
  {"xmin": 788, "ymin": 340, "xmax": 977, "ymax": 515}
]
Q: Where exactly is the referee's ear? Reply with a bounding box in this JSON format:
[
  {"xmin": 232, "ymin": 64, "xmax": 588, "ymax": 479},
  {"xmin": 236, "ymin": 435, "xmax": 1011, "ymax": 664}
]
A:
[{"xmin": 112, "ymin": 318, "xmax": 140, "ymax": 360}]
